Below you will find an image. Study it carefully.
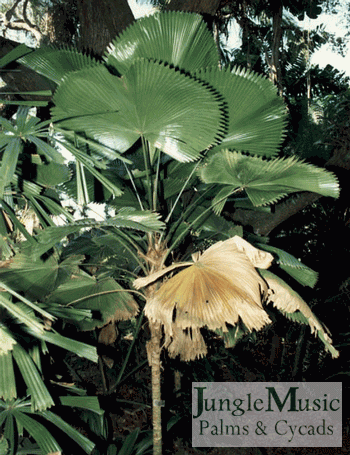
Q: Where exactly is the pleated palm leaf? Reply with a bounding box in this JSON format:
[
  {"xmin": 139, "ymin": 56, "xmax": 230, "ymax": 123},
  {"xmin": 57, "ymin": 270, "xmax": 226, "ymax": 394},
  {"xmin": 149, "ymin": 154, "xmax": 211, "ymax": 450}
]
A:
[
  {"xmin": 19, "ymin": 11, "xmax": 286, "ymax": 164},
  {"xmin": 0, "ymin": 276, "xmax": 101, "ymax": 454},
  {"xmin": 134, "ymin": 236, "xmax": 273, "ymax": 360},
  {"xmin": 11, "ymin": 11, "xmax": 341, "ymax": 455},
  {"xmin": 199, "ymin": 150, "xmax": 340, "ymax": 212},
  {"xmin": 17, "ymin": 0, "xmax": 340, "ymax": 378},
  {"xmin": 259, "ymin": 269, "xmax": 339, "ymax": 359},
  {"xmin": 134, "ymin": 236, "xmax": 339, "ymax": 361}
]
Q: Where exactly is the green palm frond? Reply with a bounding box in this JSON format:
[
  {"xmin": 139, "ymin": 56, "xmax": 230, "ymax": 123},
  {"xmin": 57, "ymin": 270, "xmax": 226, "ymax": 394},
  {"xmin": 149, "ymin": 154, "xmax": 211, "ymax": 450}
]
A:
[
  {"xmin": 8, "ymin": 174, "xmax": 74, "ymax": 225},
  {"xmin": 0, "ymin": 108, "xmax": 65, "ymax": 165},
  {"xmin": 0, "ymin": 280, "xmax": 54, "ymax": 322},
  {"xmin": 52, "ymin": 60, "xmax": 226, "ymax": 162},
  {"xmin": 105, "ymin": 11, "xmax": 219, "ymax": 74},
  {"xmin": 8, "ymin": 300, "xmax": 98, "ymax": 363},
  {"xmin": 199, "ymin": 150, "xmax": 340, "ymax": 208},
  {"xmin": 12, "ymin": 344, "xmax": 54, "ymax": 411},
  {"xmin": 38, "ymin": 303, "xmax": 91, "ymax": 322},
  {"xmin": 194, "ymin": 66, "xmax": 287, "ymax": 156},
  {"xmin": 34, "ymin": 330, "xmax": 98, "ymax": 363},
  {"xmin": 0, "ymin": 396, "xmax": 98, "ymax": 455},
  {"xmin": 30, "ymin": 209, "xmax": 164, "ymax": 256},
  {"xmin": 0, "ymin": 138, "xmax": 22, "ymax": 199},
  {"xmin": 0, "ymin": 294, "xmax": 45, "ymax": 336},
  {"xmin": 40, "ymin": 410, "xmax": 96, "ymax": 453},
  {"xmin": 33, "ymin": 162, "xmax": 72, "ymax": 187},
  {"xmin": 210, "ymin": 185, "xmax": 240, "ymax": 215},
  {"xmin": 56, "ymin": 128, "xmax": 132, "ymax": 162},
  {"xmin": 19, "ymin": 47, "xmax": 100, "ymax": 85},
  {"xmin": 188, "ymin": 206, "xmax": 242, "ymax": 240},
  {"xmin": 0, "ymin": 353, "xmax": 16, "ymax": 400},
  {"xmin": 0, "ymin": 44, "xmax": 32, "ymax": 69},
  {"xmin": 257, "ymin": 244, "xmax": 318, "ymax": 288},
  {"xmin": 59, "ymin": 396, "xmax": 103, "ymax": 413},
  {"xmin": 27, "ymin": 135, "xmax": 65, "ymax": 164},
  {"xmin": 12, "ymin": 409, "xmax": 61, "ymax": 453},
  {"xmin": 0, "ymin": 254, "xmax": 61, "ymax": 301},
  {"xmin": 46, "ymin": 273, "xmax": 139, "ymax": 331},
  {"xmin": 55, "ymin": 138, "xmax": 124, "ymax": 198}
]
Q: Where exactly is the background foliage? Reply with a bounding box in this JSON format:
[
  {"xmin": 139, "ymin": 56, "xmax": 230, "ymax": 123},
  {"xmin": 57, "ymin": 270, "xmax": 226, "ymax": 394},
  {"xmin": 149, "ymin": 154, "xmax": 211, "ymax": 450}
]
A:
[{"xmin": 0, "ymin": 1, "xmax": 350, "ymax": 455}]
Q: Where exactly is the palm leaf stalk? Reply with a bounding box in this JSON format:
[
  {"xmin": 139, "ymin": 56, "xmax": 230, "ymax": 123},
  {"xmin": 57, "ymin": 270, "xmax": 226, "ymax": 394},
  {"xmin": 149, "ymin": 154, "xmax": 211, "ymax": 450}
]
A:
[{"xmin": 15, "ymin": 11, "xmax": 341, "ymax": 455}]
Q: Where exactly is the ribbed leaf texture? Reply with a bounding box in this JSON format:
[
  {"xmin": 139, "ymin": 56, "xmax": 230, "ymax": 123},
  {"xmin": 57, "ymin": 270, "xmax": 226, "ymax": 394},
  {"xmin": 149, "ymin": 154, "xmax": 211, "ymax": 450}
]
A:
[
  {"xmin": 57, "ymin": 139, "xmax": 124, "ymax": 198},
  {"xmin": 257, "ymin": 244, "xmax": 319, "ymax": 288},
  {"xmin": 136, "ymin": 237, "xmax": 274, "ymax": 360},
  {"xmin": 19, "ymin": 47, "xmax": 100, "ymax": 85},
  {"xmin": 47, "ymin": 273, "xmax": 138, "ymax": 331},
  {"xmin": 0, "ymin": 254, "xmax": 59, "ymax": 300},
  {"xmin": 1, "ymin": 107, "xmax": 65, "ymax": 164},
  {"xmin": 0, "ymin": 138, "xmax": 22, "ymax": 198},
  {"xmin": 30, "ymin": 209, "xmax": 164, "ymax": 256},
  {"xmin": 35, "ymin": 330, "xmax": 98, "ymax": 363},
  {"xmin": 40, "ymin": 410, "xmax": 96, "ymax": 453},
  {"xmin": 59, "ymin": 396, "xmax": 103, "ymax": 414},
  {"xmin": 34, "ymin": 162, "xmax": 72, "ymax": 187},
  {"xmin": 52, "ymin": 60, "xmax": 225, "ymax": 162},
  {"xmin": 260, "ymin": 269, "xmax": 339, "ymax": 358},
  {"xmin": 0, "ymin": 43, "xmax": 32, "ymax": 68},
  {"xmin": 12, "ymin": 410, "xmax": 61, "ymax": 453},
  {"xmin": 12, "ymin": 344, "xmax": 54, "ymax": 411},
  {"xmin": 105, "ymin": 11, "xmax": 219, "ymax": 74},
  {"xmin": 0, "ymin": 293, "xmax": 45, "ymax": 335},
  {"xmin": 0, "ymin": 352, "xmax": 16, "ymax": 400},
  {"xmin": 195, "ymin": 66, "xmax": 287, "ymax": 156},
  {"xmin": 199, "ymin": 150, "xmax": 340, "ymax": 207}
]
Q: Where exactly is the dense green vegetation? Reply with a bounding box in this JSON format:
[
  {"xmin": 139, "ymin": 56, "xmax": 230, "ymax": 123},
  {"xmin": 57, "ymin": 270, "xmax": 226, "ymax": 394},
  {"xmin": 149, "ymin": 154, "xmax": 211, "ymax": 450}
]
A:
[{"xmin": 0, "ymin": 1, "xmax": 349, "ymax": 455}]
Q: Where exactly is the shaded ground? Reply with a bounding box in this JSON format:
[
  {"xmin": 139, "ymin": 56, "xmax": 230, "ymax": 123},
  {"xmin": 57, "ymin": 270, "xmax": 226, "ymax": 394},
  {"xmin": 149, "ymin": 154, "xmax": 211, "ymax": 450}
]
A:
[{"xmin": 59, "ymin": 326, "xmax": 349, "ymax": 455}]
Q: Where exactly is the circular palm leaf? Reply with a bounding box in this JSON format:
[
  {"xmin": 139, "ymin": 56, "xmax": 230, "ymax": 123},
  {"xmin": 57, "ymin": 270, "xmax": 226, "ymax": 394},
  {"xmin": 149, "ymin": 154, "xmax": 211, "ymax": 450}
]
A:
[
  {"xmin": 135, "ymin": 237, "xmax": 274, "ymax": 360},
  {"xmin": 105, "ymin": 11, "xmax": 219, "ymax": 74},
  {"xmin": 52, "ymin": 60, "xmax": 225, "ymax": 162},
  {"xmin": 194, "ymin": 66, "xmax": 287, "ymax": 156},
  {"xmin": 200, "ymin": 150, "xmax": 340, "ymax": 207},
  {"xmin": 19, "ymin": 48, "xmax": 99, "ymax": 85}
]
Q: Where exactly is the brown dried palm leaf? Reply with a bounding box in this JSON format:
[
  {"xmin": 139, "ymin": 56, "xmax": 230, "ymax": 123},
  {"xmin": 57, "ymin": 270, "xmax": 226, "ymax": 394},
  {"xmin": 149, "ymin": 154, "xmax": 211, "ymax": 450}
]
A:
[
  {"xmin": 260, "ymin": 269, "xmax": 339, "ymax": 358},
  {"xmin": 135, "ymin": 237, "xmax": 274, "ymax": 338},
  {"xmin": 164, "ymin": 326, "xmax": 207, "ymax": 361}
]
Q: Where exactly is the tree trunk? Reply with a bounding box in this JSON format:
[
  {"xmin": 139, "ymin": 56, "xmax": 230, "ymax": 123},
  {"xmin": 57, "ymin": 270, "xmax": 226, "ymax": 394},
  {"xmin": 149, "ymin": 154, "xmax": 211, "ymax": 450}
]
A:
[
  {"xmin": 269, "ymin": 2, "xmax": 283, "ymax": 96},
  {"xmin": 147, "ymin": 321, "xmax": 163, "ymax": 455},
  {"xmin": 166, "ymin": 0, "xmax": 221, "ymax": 15},
  {"xmin": 227, "ymin": 192, "xmax": 322, "ymax": 236},
  {"xmin": 76, "ymin": 0, "xmax": 135, "ymax": 57},
  {"xmin": 234, "ymin": 2, "xmax": 253, "ymax": 68},
  {"xmin": 44, "ymin": 0, "xmax": 79, "ymax": 46}
]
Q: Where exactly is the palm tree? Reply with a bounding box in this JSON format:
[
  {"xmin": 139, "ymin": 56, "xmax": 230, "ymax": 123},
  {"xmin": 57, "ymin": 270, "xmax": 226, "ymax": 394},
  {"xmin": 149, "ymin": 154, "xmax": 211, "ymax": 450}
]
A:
[{"xmin": 1, "ymin": 11, "xmax": 340, "ymax": 455}]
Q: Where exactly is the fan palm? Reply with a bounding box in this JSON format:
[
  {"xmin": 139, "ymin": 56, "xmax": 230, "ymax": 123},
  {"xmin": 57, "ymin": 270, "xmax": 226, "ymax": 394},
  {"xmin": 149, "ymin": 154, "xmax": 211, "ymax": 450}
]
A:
[{"xmin": 2, "ymin": 10, "xmax": 341, "ymax": 455}]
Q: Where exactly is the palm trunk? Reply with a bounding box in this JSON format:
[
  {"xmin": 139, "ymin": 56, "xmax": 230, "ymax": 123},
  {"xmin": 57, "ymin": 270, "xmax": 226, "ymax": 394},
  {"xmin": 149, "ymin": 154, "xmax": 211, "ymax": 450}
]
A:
[{"xmin": 148, "ymin": 321, "xmax": 163, "ymax": 455}]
